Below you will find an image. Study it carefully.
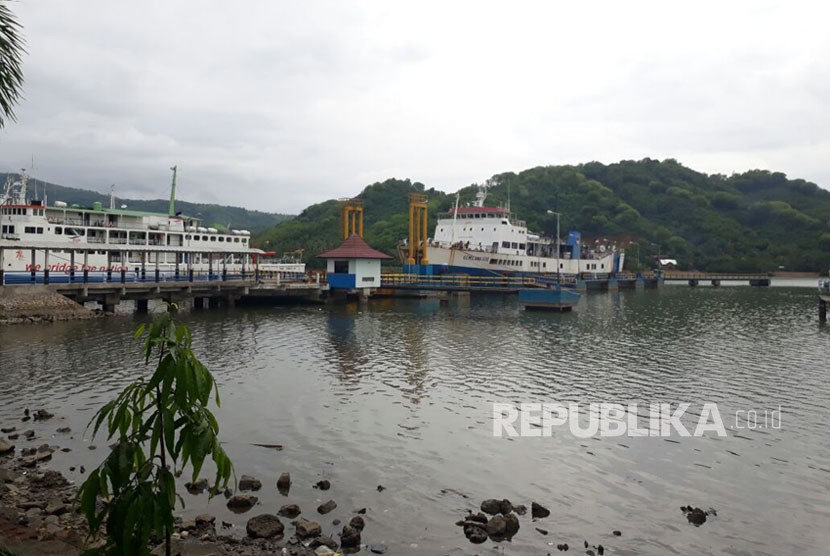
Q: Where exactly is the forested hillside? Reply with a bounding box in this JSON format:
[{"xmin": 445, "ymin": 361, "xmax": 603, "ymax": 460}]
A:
[
  {"xmin": 256, "ymin": 159, "xmax": 830, "ymax": 272},
  {"xmin": 0, "ymin": 173, "xmax": 293, "ymax": 232}
]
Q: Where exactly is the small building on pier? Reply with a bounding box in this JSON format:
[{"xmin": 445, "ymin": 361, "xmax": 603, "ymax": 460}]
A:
[{"xmin": 318, "ymin": 234, "xmax": 391, "ymax": 295}]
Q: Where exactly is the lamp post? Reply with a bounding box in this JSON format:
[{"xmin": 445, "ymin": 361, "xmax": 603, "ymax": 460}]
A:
[{"xmin": 546, "ymin": 210, "xmax": 561, "ymax": 284}]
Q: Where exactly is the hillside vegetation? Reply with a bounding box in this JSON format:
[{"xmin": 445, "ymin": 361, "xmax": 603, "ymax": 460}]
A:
[
  {"xmin": 256, "ymin": 159, "xmax": 830, "ymax": 272},
  {"xmin": 0, "ymin": 173, "xmax": 293, "ymax": 232}
]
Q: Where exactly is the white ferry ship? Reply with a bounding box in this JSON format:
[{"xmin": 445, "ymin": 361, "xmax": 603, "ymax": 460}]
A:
[
  {"xmin": 0, "ymin": 170, "xmax": 304, "ymax": 282},
  {"xmin": 410, "ymin": 187, "xmax": 623, "ymax": 279}
]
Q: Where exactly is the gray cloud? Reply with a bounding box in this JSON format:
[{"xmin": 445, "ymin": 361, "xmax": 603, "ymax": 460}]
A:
[{"xmin": 1, "ymin": 0, "xmax": 827, "ymax": 214}]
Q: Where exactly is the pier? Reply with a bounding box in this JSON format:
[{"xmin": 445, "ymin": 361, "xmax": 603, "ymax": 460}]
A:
[
  {"xmin": 0, "ymin": 242, "xmax": 324, "ymax": 312},
  {"xmin": 661, "ymin": 271, "xmax": 771, "ymax": 287}
]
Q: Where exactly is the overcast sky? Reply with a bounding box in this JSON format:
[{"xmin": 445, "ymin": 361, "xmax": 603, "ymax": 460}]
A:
[{"xmin": 1, "ymin": 1, "xmax": 827, "ymax": 214}]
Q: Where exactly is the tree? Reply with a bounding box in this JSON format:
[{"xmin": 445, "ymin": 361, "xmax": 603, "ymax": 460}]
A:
[
  {"xmin": 0, "ymin": 0, "xmax": 25, "ymax": 127},
  {"xmin": 79, "ymin": 308, "xmax": 234, "ymax": 556}
]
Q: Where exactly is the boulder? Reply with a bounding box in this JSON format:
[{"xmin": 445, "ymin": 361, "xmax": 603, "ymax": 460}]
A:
[
  {"xmin": 463, "ymin": 523, "xmax": 487, "ymax": 544},
  {"xmin": 226, "ymin": 495, "xmax": 258, "ymax": 513},
  {"xmin": 238, "ymin": 475, "xmax": 262, "ymax": 492},
  {"xmin": 504, "ymin": 513, "xmax": 520, "ymax": 538},
  {"xmin": 185, "ymin": 478, "xmax": 209, "ymax": 495},
  {"xmin": 531, "ymin": 501, "xmax": 550, "ymax": 518},
  {"xmin": 513, "ymin": 504, "xmax": 527, "ymax": 516},
  {"xmin": 348, "ymin": 515, "xmax": 365, "ymax": 531},
  {"xmin": 339, "ymin": 525, "xmax": 361, "ymax": 549},
  {"xmin": 246, "ymin": 514, "xmax": 284, "ymax": 539},
  {"xmin": 480, "ymin": 498, "xmax": 502, "ymax": 515},
  {"xmin": 0, "ymin": 440, "xmax": 14, "ymax": 456},
  {"xmin": 317, "ymin": 499, "xmax": 337, "ymax": 515},
  {"xmin": 314, "ymin": 479, "xmax": 331, "ymax": 490},
  {"xmin": 309, "ymin": 536, "xmax": 338, "ymax": 550},
  {"xmin": 294, "ymin": 517, "xmax": 322, "ymax": 539},
  {"xmin": 686, "ymin": 507, "xmax": 707, "ymax": 526},
  {"xmin": 0, "ymin": 427, "xmax": 15, "ymax": 434},
  {"xmin": 486, "ymin": 515, "xmax": 506, "ymax": 538},
  {"xmin": 33, "ymin": 409, "xmax": 54, "ymax": 421},
  {"xmin": 278, "ymin": 504, "xmax": 301, "ymax": 518}
]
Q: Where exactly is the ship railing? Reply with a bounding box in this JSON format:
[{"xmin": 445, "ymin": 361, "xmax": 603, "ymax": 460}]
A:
[{"xmin": 0, "ymin": 268, "xmax": 289, "ymax": 286}]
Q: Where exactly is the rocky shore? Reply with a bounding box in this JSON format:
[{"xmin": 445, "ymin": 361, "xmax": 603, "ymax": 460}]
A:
[
  {"xmin": 0, "ymin": 287, "xmax": 101, "ymax": 326},
  {"xmin": 0, "ymin": 410, "xmax": 379, "ymax": 556}
]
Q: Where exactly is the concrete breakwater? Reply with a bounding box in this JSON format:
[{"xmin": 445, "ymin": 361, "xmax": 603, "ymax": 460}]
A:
[{"xmin": 0, "ymin": 287, "xmax": 100, "ymax": 325}]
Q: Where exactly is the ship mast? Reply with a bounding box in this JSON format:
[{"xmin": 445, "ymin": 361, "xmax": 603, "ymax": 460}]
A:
[{"xmin": 169, "ymin": 165, "xmax": 177, "ymax": 216}]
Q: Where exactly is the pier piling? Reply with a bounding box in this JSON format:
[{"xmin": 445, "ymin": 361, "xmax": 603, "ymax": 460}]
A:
[{"xmin": 820, "ymin": 298, "xmax": 827, "ymax": 322}]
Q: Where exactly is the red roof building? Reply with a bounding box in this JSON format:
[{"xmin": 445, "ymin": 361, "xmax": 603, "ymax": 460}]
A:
[{"xmin": 317, "ymin": 234, "xmax": 392, "ymax": 260}]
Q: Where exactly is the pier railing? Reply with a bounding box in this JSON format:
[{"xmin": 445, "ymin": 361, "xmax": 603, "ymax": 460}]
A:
[{"xmin": 381, "ymin": 273, "xmax": 541, "ymax": 289}]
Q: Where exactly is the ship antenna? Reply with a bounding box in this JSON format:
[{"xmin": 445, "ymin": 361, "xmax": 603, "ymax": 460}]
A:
[
  {"xmin": 507, "ymin": 177, "xmax": 511, "ymax": 212},
  {"xmin": 169, "ymin": 165, "xmax": 178, "ymax": 216},
  {"xmin": 110, "ymin": 184, "xmax": 116, "ymax": 209}
]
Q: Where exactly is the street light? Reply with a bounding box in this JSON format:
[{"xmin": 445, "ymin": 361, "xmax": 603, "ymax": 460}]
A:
[{"xmin": 546, "ymin": 210, "xmax": 561, "ymax": 283}]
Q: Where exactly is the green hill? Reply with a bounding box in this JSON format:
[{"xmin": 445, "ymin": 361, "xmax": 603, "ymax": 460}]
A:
[
  {"xmin": 0, "ymin": 173, "xmax": 293, "ymax": 232},
  {"xmin": 255, "ymin": 159, "xmax": 830, "ymax": 272}
]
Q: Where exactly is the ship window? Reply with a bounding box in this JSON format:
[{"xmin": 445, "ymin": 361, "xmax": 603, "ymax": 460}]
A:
[
  {"xmin": 543, "ymin": 262, "xmax": 547, "ymax": 268},
  {"xmin": 24, "ymin": 226, "xmax": 36, "ymax": 234},
  {"xmin": 242, "ymin": 238, "xmax": 247, "ymax": 243},
  {"xmin": 601, "ymin": 264, "xmax": 604, "ymax": 269},
  {"xmin": 210, "ymin": 237, "xmax": 216, "ymax": 242},
  {"xmin": 185, "ymin": 235, "xmax": 191, "ymax": 240},
  {"xmin": 512, "ymin": 242, "xmax": 518, "ymax": 249},
  {"xmin": 56, "ymin": 227, "xmax": 63, "ymax": 235},
  {"xmin": 219, "ymin": 237, "xmax": 225, "ymax": 242},
  {"xmin": 234, "ymin": 238, "xmax": 240, "ymax": 243},
  {"xmin": 502, "ymin": 241, "xmax": 509, "ymax": 248},
  {"xmin": 519, "ymin": 244, "xmax": 525, "ymax": 250},
  {"xmin": 489, "ymin": 258, "xmax": 497, "ymax": 264},
  {"xmin": 202, "ymin": 235, "xmax": 208, "ymax": 241}
]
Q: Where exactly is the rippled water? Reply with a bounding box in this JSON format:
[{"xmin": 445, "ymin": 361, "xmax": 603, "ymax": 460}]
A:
[{"xmin": 2, "ymin": 282, "xmax": 829, "ymax": 555}]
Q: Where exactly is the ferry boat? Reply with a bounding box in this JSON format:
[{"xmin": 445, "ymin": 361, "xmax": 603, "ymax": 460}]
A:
[
  {"xmin": 407, "ymin": 187, "xmax": 623, "ymax": 280},
  {"xmin": 0, "ymin": 169, "xmax": 304, "ymax": 282}
]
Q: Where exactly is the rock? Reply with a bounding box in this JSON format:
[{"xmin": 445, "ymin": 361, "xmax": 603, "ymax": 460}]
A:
[
  {"xmin": 33, "ymin": 409, "xmax": 54, "ymax": 421},
  {"xmin": 45, "ymin": 498, "xmax": 67, "ymax": 516},
  {"xmin": 277, "ymin": 472, "xmax": 291, "ymax": 494},
  {"xmin": 348, "ymin": 515, "xmax": 365, "ymax": 531},
  {"xmin": 246, "ymin": 514, "xmax": 284, "ymax": 539},
  {"xmin": 612, "ymin": 530, "xmax": 621, "ymax": 536},
  {"xmin": 368, "ymin": 544, "xmax": 388, "ymax": 554},
  {"xmin": 536, "ymin": 527, "xmax": 549, "ymax": 535},
  {"xmin": 0, "ymin": 468, "xmax": 15, "ymax": 483},
  {"xmin": 277, "ymin": 504, "xmax": 301, "ymax": 518},
  {"xmin": 317, "ymin": 499, "xmax": 337, "ymax": 515},
  {"xmin": 0, "ymin": 427, "xmax": 15, "ymax": 433},
  {"xmin": 0, "ymin": 440, "xmax": 14, "ymax": 455},
  {"xmin": 79, "ymin": 466, "xmax": 85, "ymax": 474},
  {"xmin": 339, "ymin": 525, "xmax": 361, "ymax": 548},
  {"xmin": 480, "ymin": 499, "xmax": 502, "ymax": 515},
  {"xmin": 21, "ymin": 447, "xmax": 36, "ymax": 456},
  {"xmin": 463, "ymin": 523, "xmax": 487, "ymax": 544},
  {"xmin": 195, "ymin": 513, "xmax": 216, "ymax": 526},
  {"xmin": 23, "ymin": 430, "xmax": 35, "ymax": 439},
  {"xmin": 686, "ymin": 507, "xmax": 707, "ymax": 526},
  {"xmin": 314, "ymin": 547, "xmax": 335, "ymax": 556},
  {"xmin": 87, "ymin": 445, "xmax": 96, "ymax": 450},
  {"xmin": 504, "ymin": 513, "xmax": 520, "ymax": 537},
  {"xmin": 180, "ymin": 519, "xmax": 197, "ymax": 531},
  {"xmin": 185, "ymin": 478, "xmax": 209, "ymax": 495},
  {"xmin": 7, "ymin": 433, "xmax": 18, "ymax": 441},
  {"xmin": 314, "ymin": 479, "xmax": 331, "ymax": 490},
  {"xmin": 332, "ymin": 519, "xmax": 341, "ymax": 526},
  {"xmin": 295, "ymin": 517, "xmax": 322, "ymax": 539},
  {"xmin": 355, "ymin": 507, "xmax": 366, "ymax": 514},
  {"xmin": 37, "ymin": 444, "xmax": 54, "ymax": 455},
  {"xmin": 597, "ymin": 545, "xmax": 605, "ymax": 555},
  {"xmin": 376, "ymin": 484, "xmax": 385, "ymax": 492},
  {"xmin": 531, "ymin": 501, "xmax": 550, "ymax": 518},
  {"xmin": 467, "ymin": 512, "xmax": 487, "ymax": 524},
  {"xmin": 238, "ymin": 475, "xmax": 262, "ymax": 492},
  {"xmin": 556, "ymin": 543, "xmax": 569, "ymax": 551},
  {"xmin": 309, "ymin": 536, "xmax": 338, "ymax": 550},
  {"xmin": 513, "ymin": 504, "xmax": 527, "ymax": 516},
  {"xmin": 498, "ymin": 499, "xmax": 513, "ymax": 515},
  {"xmin": 226, "ymin": 495, "xmax": 258, "ymax": 513},
  {"xmin": 486, "ymin": 515, "xmax": 507, "ymax": 537},
  {"xmin": 56, "ymin": 427, "xmax": 71, "ymax": 434},
  {"xmin": 30, "ymin": 470, "xmax": 68, "ymax": 488}
]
